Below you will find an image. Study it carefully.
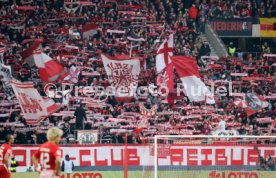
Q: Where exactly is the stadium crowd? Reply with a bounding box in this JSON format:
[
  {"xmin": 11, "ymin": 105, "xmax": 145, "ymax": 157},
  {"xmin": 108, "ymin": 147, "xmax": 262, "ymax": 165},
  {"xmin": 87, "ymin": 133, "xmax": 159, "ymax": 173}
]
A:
[{"xmin": 0, "ymin": 0, "xmax": 275, "ymax": 145}]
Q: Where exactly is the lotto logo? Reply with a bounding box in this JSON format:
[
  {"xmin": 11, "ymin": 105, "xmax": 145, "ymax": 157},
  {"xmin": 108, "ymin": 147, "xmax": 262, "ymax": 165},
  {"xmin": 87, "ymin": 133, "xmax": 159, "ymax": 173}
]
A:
[
  {"xmin": 209, "ymin": 171, "xmax": 259, "ymax": 178},
  {"xmin": 60, "ymin": 172, "xmax": 102, "ymax": 178},
  {"xmin": 209, "ymin": 171, "xmax": 220, "ymax": 178}
]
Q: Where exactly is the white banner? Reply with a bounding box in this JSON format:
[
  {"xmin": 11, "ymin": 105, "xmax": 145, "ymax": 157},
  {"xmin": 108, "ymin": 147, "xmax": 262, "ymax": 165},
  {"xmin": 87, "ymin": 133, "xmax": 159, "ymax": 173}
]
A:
[
  {"xmin": 101, "ymin": 54, "xmax": 140, "ymax": 100},
  {"xmin": 12, "ymin": 144, "xmax": 276, "ymax": 172},
  {"xmin": 10, "ymin": 80, "xmax": 59, "ymax": 124}
]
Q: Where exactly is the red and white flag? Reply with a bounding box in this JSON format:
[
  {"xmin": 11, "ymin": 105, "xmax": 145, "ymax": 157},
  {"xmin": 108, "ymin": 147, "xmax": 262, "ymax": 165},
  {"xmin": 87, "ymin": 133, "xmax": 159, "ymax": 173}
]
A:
[
  {"xmin": 244, "ymin": 93, "xmax": 269, "ymax": 116},
  {"xmin": 10, "ymin": 80, "xmax": 59, "ymax": 125},
  {"xmin": 21, "ymin": 41, "xmax": 77, "ymax": 83},
  {"xmin": 156, "ymin": 63, "xmax": 184, "ymax": 108},
  {"xmin": 156, "ymin": 63, "xmax": 174, "ymax": 93},
  {"xmin": 82, "ymin": 24, "xmax": 98, "ymax": 39},
  {"xmin": 20, "ymin": 39, "xmax": 43, "ymax": 66},
  {"xmin": 60, "ymin": 66, "xmax": 80, "ymax": 83},
  {"xmin": 101, "ymin": 54, "xmax": 140, "ymax": 102},
  {"xmin": 34, "ymin": 53, "xmax": 67, "ymax": 82},
  {"xmin": 171, "ymin": 56, "xmax": 215, "ymax": 104},
  {"xmin": 156, "ymin": 34, "xmax": 174, "ymax": 73}
]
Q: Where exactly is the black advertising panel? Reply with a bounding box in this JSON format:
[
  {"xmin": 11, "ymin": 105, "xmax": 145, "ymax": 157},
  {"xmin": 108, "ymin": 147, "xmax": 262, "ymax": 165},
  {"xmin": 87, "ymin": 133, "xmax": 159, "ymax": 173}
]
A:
[{"xmin": 210, "ymin": 18, "xmax": 256, "ymax": 36}]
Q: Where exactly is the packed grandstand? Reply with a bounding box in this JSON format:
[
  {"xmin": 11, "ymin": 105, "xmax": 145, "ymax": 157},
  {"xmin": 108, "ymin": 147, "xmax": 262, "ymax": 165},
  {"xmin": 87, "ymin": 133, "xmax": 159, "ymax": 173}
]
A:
[
  {"xmin": 0, "ymin": 0, "xmax": 276, "ymax": 178},
  {"xmin": 0, "ymin": 0, "xmax": 275, "ymax": 144}
]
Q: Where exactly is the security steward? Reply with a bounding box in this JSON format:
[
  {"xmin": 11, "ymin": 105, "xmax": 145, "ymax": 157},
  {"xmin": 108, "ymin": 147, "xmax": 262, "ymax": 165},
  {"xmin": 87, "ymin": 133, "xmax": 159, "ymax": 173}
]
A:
[
  {"xmin": 9, "ymin": 155, "xmax": 18, "ymax": 172},
  {"xmin": 228, "ymin": 42, "xmax": 236, "ymax": 56}
]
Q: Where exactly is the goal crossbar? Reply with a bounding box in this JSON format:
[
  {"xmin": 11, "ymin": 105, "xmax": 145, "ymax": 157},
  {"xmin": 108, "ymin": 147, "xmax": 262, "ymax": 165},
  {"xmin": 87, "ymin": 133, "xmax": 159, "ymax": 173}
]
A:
[{"xmin": 154, "ymin": 135, "xmax": 276, "ymax": 178}]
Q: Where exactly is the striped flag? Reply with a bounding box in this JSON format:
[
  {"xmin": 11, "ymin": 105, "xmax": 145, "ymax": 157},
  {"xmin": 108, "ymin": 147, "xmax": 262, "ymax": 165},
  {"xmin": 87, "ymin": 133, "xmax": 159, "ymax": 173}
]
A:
[{"xmin": 171, "ymin": 56, "xmax": 215, "ymax": 104}]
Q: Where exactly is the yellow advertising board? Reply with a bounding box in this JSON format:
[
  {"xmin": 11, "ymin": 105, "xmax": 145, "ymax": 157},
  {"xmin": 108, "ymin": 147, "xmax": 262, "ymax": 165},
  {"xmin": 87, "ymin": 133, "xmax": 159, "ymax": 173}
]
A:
[{"xmin": 260, "ymin": 18, "xmax": 276, "ymax": 37}]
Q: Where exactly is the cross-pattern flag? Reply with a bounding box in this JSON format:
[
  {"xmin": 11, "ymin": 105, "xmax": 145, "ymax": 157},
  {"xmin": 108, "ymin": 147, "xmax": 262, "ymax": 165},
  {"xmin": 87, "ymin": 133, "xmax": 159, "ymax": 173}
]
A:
[{"xmin": 156, "ymin": 34, "xmax": 174, "ymax": 73}]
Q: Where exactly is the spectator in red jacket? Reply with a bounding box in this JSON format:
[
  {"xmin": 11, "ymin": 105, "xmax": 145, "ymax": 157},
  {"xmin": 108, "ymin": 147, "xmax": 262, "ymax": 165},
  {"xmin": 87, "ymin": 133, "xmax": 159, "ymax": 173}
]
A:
[{"xmin": 188, "ymin": 4, "xmax": 198, "ymax": 19}]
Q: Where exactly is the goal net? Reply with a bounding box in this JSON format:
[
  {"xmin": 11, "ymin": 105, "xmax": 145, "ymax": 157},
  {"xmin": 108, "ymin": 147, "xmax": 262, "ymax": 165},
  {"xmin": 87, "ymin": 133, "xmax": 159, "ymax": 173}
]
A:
[{"xmin": 147, "ymin": 135, "xmax": 276, "ymax": 178}]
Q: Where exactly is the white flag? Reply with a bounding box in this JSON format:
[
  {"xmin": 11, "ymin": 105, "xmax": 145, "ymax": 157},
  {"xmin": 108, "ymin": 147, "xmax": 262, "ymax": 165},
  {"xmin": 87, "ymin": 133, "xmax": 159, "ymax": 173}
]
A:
[
  {"xmin": 11, "ymin": 80, "xmax": 59, "ymax": 125},
  {"xmin": 101, "ymin": 54, "xmax": 140, "ymax": 102},
  {"xmin": 156, "ymin": 34, "xmax": 174, "ymax": 73}
]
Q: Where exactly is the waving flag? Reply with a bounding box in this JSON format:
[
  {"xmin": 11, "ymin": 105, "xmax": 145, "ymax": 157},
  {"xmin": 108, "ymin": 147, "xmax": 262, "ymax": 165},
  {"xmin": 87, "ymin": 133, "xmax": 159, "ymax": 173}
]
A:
[
  {"xmin": 171, "ymin": 56, "xmax": 215, "ymax": 104},
  {"xmin": 35, "ymin": 53, "xmax": 67, "ymax": 82},
  {"xmin": 82, "ymin": 24, "xmax": 98, "ymax": 39},
  {"xmin": 20, "ymin": 40, "xmax": 78, "ymax": 83},
  {"xmin": 101, "ymin": 54, "xmax": 140, "ymax": 102},
  {"xmin": 60, "ymin": 66, "xmax": 80, "ymax": 83},
  {"xmin": 156, "ymin": 63, "xmax": 174, "ymax": 93},
  {"xmin": 156, "ymin": 34, "xmax": 174, "ymax": 73},
  {"xmin": 244, "ymin": 93, "xmax": 269, "ymax": 116},
  {"xmin": 10, "ymin": 80, "xmax": 59, "ymax": 125},
  {"xmin": 20, "ymin": 39, "xmax": 43, "ymax": 66}
]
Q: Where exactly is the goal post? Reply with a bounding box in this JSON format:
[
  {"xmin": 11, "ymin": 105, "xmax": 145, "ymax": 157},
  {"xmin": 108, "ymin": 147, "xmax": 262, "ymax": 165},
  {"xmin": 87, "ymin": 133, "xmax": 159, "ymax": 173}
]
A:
[{"xmin": 153, "ymin": 135, "xmax": 276, "ymax": 178}]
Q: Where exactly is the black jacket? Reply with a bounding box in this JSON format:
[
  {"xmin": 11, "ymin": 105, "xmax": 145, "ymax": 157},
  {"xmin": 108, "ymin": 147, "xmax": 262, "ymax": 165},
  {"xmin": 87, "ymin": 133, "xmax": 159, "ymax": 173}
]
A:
[{"xmin": 74, "ymin": 106, "xmax": 87, "ymax": 123}]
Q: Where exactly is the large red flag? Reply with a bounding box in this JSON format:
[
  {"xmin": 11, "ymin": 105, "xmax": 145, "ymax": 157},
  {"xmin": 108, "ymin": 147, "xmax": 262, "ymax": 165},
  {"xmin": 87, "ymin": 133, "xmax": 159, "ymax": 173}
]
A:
[
  {"xmin": 171, "ymin": 56, "xmax": 215, "ymax": 104},
  {"xmin": 165, "ymin": 63, "xmax": 174, "ymax": 93},
  {"xmin": 156, "ymin": 63, "xmax": 176, "ymax": 107}
]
